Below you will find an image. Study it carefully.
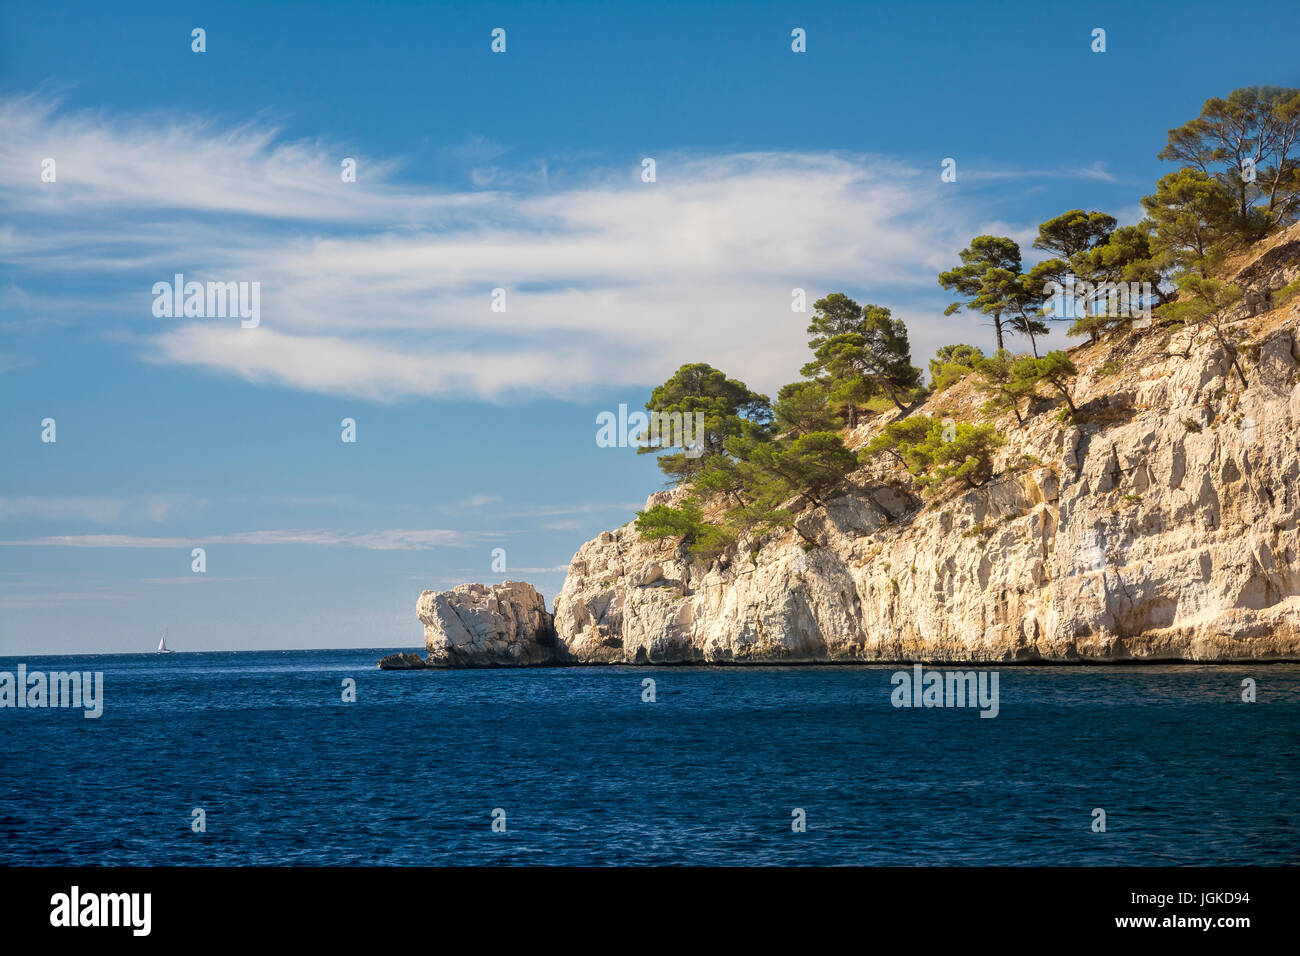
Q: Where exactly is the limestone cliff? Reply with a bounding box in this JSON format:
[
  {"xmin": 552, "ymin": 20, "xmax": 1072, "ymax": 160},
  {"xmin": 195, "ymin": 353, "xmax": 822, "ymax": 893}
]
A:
[{"xmin": 409, "ymin": 228, "xmax": 1300, "ymax": 666}]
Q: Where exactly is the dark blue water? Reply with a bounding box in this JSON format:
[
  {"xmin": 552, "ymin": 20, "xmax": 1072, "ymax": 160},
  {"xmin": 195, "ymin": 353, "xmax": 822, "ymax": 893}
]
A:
[{"xmin": 1, "ymin": 651, "xmax": 1297, "ymax": 865}]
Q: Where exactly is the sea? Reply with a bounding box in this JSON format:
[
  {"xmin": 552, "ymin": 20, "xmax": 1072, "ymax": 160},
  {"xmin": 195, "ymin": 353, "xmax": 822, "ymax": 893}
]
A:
[{"xmin": 1, "ymin": 650, "xmax": 1297, "ymax": 866}]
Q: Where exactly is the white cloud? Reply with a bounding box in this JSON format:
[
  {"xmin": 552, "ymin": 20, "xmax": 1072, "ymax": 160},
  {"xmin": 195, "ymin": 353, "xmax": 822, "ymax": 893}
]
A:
[
  {"xmin": 136, "ymin": 576, "xmax": 269, "ymax": 584},
  {"xmin": 0, "ymin": 494, "xmax": 206, "ymax": 524},
  {"xmin": 0, "ymin": 351, "xmax": 34, "ymax": 373},
  {"xmin": 0, "ymin": 497, "xmax": 126, "ymax": 522},
  {"xmin": 0, "ymin": 589, "xmax": 129, "ymax": 609},
  {"xmin": 503, "ymin": 502, "xmax": 645, "ymax": 518},
  {"xmin": 0, "ymin": 529, "xmax": 491, "ymax": 550},
  {"xmin": 0, "ymin": 94, "xmax": 465, "ymax": 223},
  {"xmin": 449, "ymin": 494, "xmax": 505, "ymax": 510},
  {"xmin": 1, "ymin": 95, "xmax": 1049, "ymax": 400},
  {"xmin": 964, "ymin": 160, "xmax": 1122, "ymax": 185}
]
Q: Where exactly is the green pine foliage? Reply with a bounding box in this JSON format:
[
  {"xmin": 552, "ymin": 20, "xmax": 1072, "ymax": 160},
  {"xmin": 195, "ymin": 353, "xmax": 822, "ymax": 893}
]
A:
[
  {"xmin": 628, "ymin": 86, "xmax": 1293, "ymax": 563},
  {"xmin": 928, "ymin": 344, "xmax": 985, "ymax": 393},
  {"xmin": 862, "ymin": 417, "xmax": 1004, "ymax": 492}
]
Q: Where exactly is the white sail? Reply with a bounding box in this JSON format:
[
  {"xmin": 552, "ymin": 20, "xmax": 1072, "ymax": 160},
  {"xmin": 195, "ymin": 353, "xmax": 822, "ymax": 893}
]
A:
[{"xmin": 157, "ymin": 629, "xmax": 168, "ymax": 652}]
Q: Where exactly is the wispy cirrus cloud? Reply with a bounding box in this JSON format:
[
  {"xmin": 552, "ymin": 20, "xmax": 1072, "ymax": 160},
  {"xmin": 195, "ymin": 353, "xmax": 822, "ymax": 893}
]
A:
[
  {"xmin": 503, "ymin": 502, "xmax": 645, "ymax": 518},
  {"xmin": 0, "ymin": 529, "xmax": 491, "ymax": 550},
  {"xmin": 0, "ymin": 494, "xmax": 206, "ymax": 523},
  {"xmin": 445, "ymin": 494, "xmax": 505, "ymax": 512},
  {"xmin": 0, "ymin": 496, "xmax": 127, "ymax": 523},
  {"xmin": 963, "ymin": 160, "xmax": 1123, "ymax": 184},
  {"xmin": 0, "ymin": 94, "xmax": 1021, "ymax": 400},
  {"xmin": 0, "ymin": 94, "xmax": 457, "ymax": 223}
]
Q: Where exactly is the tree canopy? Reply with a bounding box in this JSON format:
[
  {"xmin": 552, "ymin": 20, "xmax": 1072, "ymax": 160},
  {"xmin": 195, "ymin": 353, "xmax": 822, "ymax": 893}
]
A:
[
  {"xmin": 801, "ymin": 296, "xmax": 922, "ymax": 423},
  {"xmin": 1140, "ymin": 169, "xmax": 1236, "ymax": 276},
  {"xmin": 628, "ymin": 84, "xmax": 1289, "ymax": 567},
  {"xmin": 862, "ymin": 416, "xmax": 1004, "ymax": 492},
  {"xmin": 1155, "ymin": 275, "xmax": 1248, "ymax": 386},
  {"xmin": 641, "ymin": 363, "xmax": 771, "ymax": 481},
  {"xmin": 938, "ymin": 235, "xmax": 1023, "ymax": 352},
  {"xmin": 928, "ymin": 344, "xmax": 985, "ymax": 393},
  {"xmin": 1159, "ymin": 86, "xmax": 1300, "ymax": 237}
]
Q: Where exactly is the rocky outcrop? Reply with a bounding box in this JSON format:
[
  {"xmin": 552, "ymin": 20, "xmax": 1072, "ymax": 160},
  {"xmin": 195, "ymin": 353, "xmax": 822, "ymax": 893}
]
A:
[
  {"xmin": 418, "ymin": 581, "xmax": 558, "ymax": 666},
  {"xmin": 397, "ymin": 230, "xmax": 1300, "ymax": 666}
]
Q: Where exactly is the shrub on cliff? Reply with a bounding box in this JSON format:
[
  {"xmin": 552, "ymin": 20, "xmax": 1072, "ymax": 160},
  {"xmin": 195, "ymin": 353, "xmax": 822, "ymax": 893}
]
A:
[
  {"xmin": 928, "ymin": 344, "xmax": 986, "ymax": 393},
  {"xmin": 635, "ymin": 499, "xmax": 709, "ymax": 544},
  {"xmin": 713, "ymin": 430, "xmax": 860, "ymax": 545},
  {"xmin": 635, "ymin": 427, "xmax": 860, "ymax": 560},
  {"xmin": 1011, "ymin": 351, "xmax": 1081, "ymax": 417},
  {"xmin": 862, "ymin": 416, "xmax": 1004, "ymax": 491},
  {"xmin": 1275, "ymin": 276, "xmax": 1300, "ymax": 307},
  {"xmin": 972, "ymin": 350, "xmax": 1080, "ymax": 423},
  {"xmin": 973, "ymin": 351, "xmax": 1035, "ymax": 425},
  {"xmin": 631, "ymin": 498, "xmax": 745, "ymax": 562},
  {"xmin": 737, "ymin": 431, "xmax": 860, "ymax": 508},
  {"xmin": 1155, "ymin": 275, "xmax": 1248, "ymax": 386},
  {"xmin": 633, "ymin": 499, "xmax": 733, "ymax": 563}
]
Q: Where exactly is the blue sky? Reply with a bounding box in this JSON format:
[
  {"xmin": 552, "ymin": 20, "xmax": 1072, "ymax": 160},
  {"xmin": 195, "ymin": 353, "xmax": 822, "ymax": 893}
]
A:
[{"xmin": 3, "ymin": 0, "xmax": 1299, "ymax": 654}]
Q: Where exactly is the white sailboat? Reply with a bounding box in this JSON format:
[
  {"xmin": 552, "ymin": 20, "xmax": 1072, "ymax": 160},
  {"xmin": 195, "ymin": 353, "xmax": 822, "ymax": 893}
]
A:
[{"xmin": 157, "ymin": 628, "xmax": 173, "ymax": 654}]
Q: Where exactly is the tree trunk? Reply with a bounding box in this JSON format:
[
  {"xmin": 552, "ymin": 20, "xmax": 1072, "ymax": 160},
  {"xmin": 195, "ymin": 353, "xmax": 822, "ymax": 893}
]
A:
[
  {"xmin": 873, "ymin": 373, "xmax": 907, "ymax": 412},
  {"xmin": 1021, "ymin": 313, "xmax": 1040, "ymax": 357},
  {"xmin": 1213, "ymin": 323, "xmax": 1249, "ymax": 387},
  {"xmin": 1054, "ymin": 383, "xmax": 1077, "ymax": 414}
]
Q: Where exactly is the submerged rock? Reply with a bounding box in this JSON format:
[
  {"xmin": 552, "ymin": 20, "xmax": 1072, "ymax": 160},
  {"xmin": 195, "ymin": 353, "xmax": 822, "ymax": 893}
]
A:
[{"xmin": 377, "ymin": 652, "xmax": 428, "ymax": 670}]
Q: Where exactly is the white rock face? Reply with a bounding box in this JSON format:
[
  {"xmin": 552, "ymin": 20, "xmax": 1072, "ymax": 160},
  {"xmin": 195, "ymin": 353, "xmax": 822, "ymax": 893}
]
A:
[
  {"xmin": 419, "ymin": 581, "xmax": 557, "ymax": 666},
  {"xmin": 552, "ymin": 309, "xmax": 1300, "ymax": 664},
  {"xmin": 414, "ymin": 232, "xmax": 1300, "ymax": 666}
]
